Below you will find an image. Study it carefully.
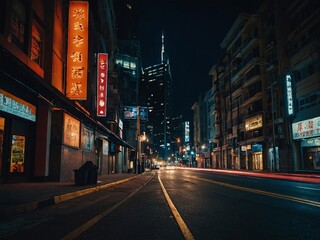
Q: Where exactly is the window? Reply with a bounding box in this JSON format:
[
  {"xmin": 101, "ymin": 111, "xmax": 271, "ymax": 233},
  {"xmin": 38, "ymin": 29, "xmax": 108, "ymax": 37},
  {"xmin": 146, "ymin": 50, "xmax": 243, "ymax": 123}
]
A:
[
  {"xmin": 31, "ymin": 18, "xmax": 44, "ymax": 66},
  {"xmin": 5, "ymin": 0, "xmax": 44, "ymax": 68},
  {"xmin": 7, "ymin": 0, "xmax": 27, "ymax": 52},
  {"xmin": 298, "ymin": 93, "xmax": 319, "ymax": 112}
]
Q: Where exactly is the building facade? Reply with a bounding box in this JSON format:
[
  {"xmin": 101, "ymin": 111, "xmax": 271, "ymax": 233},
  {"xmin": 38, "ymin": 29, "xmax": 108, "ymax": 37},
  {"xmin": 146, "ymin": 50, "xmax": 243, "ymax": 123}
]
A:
[
  {"xmin": 285, "ymin": 0, "xmax": 320, "ymax": 171},
  {"xmin": 0, "ymin": 0, "xmax": 135, "ymax": 183},
  {"xmin": 210, "ymin": 0, "xmax": 320, "ymax": 172},
  {"xmin": 191, "ymin": 97, "xmax": 205, "ymax": 167}
]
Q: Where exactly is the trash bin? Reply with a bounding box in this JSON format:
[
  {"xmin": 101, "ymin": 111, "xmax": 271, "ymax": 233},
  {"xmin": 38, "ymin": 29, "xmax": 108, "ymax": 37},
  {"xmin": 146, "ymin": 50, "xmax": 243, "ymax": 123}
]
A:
[
  {"xmin": 73, "ymin": 169, "xmax": 88, "ymax": 186},
  {"xmin": 79, "ymin": 161, "xmax": 98, "ymax": 185}
]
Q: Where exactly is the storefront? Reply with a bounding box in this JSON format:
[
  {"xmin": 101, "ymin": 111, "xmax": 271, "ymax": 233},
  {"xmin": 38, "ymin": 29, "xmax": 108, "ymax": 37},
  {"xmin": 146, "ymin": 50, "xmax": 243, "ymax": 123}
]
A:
[
  {"xmin": 301, "ymin": 138, "xmax": 320, "ymax": 170},
  {"xmin": 240, "ymin": 143, "xmax": 263, "ymax": 170},
  {"xmin": 0, "ymin": 89, "xmax": 37, "ymax": 182},
  {"xmin": 292, "ymin": 117, "xmax": 320, "ymax": 171}
]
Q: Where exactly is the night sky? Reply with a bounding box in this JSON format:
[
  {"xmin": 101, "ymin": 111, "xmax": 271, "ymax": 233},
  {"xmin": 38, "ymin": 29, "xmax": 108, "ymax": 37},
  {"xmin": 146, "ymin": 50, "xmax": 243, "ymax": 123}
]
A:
[{"xmin": 135, "ymin": 0, "xmax": 260, "ymax": 120}]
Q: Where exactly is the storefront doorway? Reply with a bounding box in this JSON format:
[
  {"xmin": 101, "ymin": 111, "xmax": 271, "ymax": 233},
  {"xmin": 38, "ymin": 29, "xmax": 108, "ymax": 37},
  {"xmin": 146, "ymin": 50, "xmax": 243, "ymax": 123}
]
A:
[
  {"xmin": 0, "ymin": 115, "xmax": 35, "ymax": 182},
  {"xmin": 304, "ymin": 147, "xmax": 320, "ymax": 170},
  {"xmin": 252, "ymin": 153, "xmax": 263, "ymax": 170}
]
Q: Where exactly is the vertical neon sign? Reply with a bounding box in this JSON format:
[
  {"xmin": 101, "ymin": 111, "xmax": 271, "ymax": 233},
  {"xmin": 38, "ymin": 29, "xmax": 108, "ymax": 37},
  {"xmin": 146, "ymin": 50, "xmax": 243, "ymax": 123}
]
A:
[
  {"xmin": 285, "ymin": 74, "xmax": 294, "ymax": 116},
  {"xmin": 66, "ymin": 1, "xmax": 89, "ymax": 100},
  {"xmin": 97, "ymin": 53, "xmax": 108, "ymax": 116}
]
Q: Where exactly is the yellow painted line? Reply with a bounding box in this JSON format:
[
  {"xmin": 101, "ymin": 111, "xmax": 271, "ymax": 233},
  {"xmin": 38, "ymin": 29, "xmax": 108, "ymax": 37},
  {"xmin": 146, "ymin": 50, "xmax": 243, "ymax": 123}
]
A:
[
  {"xmin": 188, "ymin": 175, "xmax": 320, "ymax": 208},
  {"xmin": 158, "ymin": 174, "xmax": 195, "ymax": 240},
  {"xmin": 60, "ymin": 173, "xmax": 155, "ymax": 240},
  {"xmin": 54, "ymin": 176, "xmax": 138, "ymax": 204}
]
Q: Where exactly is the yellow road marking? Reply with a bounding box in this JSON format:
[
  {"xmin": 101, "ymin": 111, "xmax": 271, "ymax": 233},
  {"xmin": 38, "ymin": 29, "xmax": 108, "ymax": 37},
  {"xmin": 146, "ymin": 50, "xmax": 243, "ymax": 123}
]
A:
[
  {"xmin": 188, "ymin": 175, "xmax": 320, "ymax": 207},
  {"xmin": 60, "ymin": 173, "xmax": 155, "ymax": 240},
  {"xmin": 158, "ymin": 174, "xmax": 195, "ymax": 240}
]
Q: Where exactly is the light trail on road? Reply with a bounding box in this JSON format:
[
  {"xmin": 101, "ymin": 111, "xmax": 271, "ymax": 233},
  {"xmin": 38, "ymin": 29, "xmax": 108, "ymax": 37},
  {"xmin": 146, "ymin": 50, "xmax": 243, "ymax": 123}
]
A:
[{"xmin": 187, "ymin": 175, "xmax": 320, "ymax": 208}]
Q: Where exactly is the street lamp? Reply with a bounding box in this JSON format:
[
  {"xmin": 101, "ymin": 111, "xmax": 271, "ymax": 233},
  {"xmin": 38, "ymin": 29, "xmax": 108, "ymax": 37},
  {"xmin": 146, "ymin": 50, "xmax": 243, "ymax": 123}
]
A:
[{"xmin": 201, "ymin": 144, "xmax": 206, "ymax": 168}]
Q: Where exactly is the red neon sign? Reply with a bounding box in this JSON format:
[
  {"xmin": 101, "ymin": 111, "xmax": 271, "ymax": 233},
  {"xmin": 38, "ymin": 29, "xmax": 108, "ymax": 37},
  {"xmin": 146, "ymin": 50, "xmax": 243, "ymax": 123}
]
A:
[{"xmin": 97, "ymin": 53, "xmax": 108, "ymax": 116}]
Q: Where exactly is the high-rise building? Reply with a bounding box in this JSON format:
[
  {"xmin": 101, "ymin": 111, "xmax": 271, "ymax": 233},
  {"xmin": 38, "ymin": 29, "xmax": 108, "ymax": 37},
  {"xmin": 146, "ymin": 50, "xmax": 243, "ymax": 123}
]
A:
[
  {"xmin": 114, "ymin": 1, "xmax": 142, "ymax": 172},
  {"xmin": 140, "ymin": 32, "xmax": 172, "ymax": 160},
  {"xmin": 210, "ymin": 0, "xmax": 320, "ymax": 172}
]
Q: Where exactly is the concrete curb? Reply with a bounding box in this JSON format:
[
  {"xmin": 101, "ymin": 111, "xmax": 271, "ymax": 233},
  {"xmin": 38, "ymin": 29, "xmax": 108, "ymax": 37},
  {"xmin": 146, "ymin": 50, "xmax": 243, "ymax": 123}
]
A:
[{"xmin": 0, "ymin": 175, "xmax": 140, "ymax": 219}]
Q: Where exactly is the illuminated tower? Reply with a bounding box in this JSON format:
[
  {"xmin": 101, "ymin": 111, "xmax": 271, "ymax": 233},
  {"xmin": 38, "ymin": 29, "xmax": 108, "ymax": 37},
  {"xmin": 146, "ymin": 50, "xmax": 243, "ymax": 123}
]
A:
[{"xmin": 141, "ymin": 31, "xmax": 172, "ymax": 160}]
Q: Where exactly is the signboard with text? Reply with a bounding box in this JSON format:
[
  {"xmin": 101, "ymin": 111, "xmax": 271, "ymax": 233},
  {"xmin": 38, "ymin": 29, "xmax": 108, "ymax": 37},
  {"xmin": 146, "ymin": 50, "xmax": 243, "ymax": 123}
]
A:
[
  {"xmin": 97, "ymin": 53, "xmax": 108, "ymax": 116},
  {"xmin": 0, "ymin": 89, "xmax": 36, "ymax": 122},
  {"xmin": 66, "ymin": 1, "xmax": 89, "ymax": 100},
  {"xmin": 292, "ymin": 117, "xmax": 320, "ymax": 140},
  {"xmin": 285, "ymin": 74, "xmax": 294, "ymax": 116},
  {"xmin": 245, "ymin": 114, "xmax": 263, "ymax": 131}
]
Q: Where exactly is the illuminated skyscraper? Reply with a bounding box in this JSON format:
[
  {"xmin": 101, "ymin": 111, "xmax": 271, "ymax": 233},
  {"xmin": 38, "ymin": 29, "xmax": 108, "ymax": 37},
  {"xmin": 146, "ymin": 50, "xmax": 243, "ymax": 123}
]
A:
[{"xmin": 140, "ymin": 32, "xmax": 172, "ymax": 160}]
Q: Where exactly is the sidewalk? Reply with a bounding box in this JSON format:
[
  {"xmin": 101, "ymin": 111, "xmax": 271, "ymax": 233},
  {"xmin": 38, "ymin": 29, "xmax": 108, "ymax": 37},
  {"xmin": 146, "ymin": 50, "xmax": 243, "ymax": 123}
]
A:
[{"xmin": 0, "ymin": 173, "xmax": 141, "ymax": 219}]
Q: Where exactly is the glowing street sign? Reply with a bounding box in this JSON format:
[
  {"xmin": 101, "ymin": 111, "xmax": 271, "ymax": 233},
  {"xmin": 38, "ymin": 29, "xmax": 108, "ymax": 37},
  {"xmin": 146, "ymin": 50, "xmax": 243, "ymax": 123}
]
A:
[
  {"xmin": 285, "ymin": 74, "xmax": 294, "ymax": 116},
  {"xmin": 97, "ymin": 53, "xmax": 108, "ymax": 116},
  {"xmin": 185, "ymin": 121, "xmax": 190, "ymax": 143},
  {"xmin": 66, "ymin": 1, "xmax": 89, "ymax": 100}
]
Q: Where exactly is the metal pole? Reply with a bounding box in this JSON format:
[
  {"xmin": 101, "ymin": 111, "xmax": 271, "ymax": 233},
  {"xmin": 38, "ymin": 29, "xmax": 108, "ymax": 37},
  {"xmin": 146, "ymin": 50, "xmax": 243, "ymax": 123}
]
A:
[
  {"xmin": 137, "ymin": 106, "xmax": 141, "ymax": 173},
  {"xmin": 271, "ymin": 83, "xmax": 277, "ymax": 171}
]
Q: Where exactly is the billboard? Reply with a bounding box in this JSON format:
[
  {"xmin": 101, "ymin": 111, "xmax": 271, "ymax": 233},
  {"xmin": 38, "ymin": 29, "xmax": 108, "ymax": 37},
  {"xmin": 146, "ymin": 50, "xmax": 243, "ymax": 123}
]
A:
[
  {"xmin": 184, "ymin": 121, "xmax": 190, "ymax": 143},
  {"xmin": 66, "ymin": 1, "xmax": 89, "ymax": 100},
  {"xmin": 123, "ymin": 106, "xmax": 148, "ymax": 121}
]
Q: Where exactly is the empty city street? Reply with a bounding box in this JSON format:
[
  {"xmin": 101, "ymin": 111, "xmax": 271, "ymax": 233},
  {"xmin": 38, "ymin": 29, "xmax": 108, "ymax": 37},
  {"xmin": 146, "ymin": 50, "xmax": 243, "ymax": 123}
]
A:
[{"xmin": 1, "ymin": 168, "xmax": 320, "ymax": 240}]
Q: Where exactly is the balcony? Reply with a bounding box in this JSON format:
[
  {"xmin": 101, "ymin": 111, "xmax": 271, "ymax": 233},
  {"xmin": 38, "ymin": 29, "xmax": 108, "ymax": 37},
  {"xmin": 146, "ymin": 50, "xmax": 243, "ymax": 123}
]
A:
[{"xmin": 242, "ymin": 92, "xmax": 263, "ymax": 107}]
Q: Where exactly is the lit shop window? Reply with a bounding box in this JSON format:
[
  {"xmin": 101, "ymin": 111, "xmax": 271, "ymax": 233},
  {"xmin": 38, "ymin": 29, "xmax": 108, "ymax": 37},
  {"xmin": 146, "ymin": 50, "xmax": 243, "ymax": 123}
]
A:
[{"xmin": 10, "ymin": 135, "xmax": 25, "ymax": 173}]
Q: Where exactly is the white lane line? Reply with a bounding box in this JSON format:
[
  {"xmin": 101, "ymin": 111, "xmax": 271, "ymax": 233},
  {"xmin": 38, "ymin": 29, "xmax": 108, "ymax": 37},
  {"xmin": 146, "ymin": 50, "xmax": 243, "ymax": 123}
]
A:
[
  {"xmin": 297, "ymin": 186, "xmax": 320, "ymax": 191},
  {"xmin": 158, "ymin": 174, "xmax": 195, "ymax": 240},
  {"xmin": 60, "ymin": 173, "xmax": 155, "ymax": 240}
]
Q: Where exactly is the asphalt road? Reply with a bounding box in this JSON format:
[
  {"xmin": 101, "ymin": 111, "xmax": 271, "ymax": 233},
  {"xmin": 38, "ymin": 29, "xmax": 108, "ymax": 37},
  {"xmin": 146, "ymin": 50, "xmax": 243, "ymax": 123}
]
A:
[{"xmin": 1, "ymin": 168, "xmax": 320, "ymax": 240}]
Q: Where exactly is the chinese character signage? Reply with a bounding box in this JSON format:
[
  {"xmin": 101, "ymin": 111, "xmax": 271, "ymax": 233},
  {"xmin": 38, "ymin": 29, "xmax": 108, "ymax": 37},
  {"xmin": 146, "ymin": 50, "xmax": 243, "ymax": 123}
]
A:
[
  {"xmin": 292, "ymin": 117, "xmax": 320, "ymax": 140},
  {"xmin": 97, "ymin": 53, "xmax": 108, "ymax": 116},
  {"xmin": 66, "ymin": 1, "xmax": 89, "ymax": 100},
  {"xmin": 285, "ymin": 74, "xmax": 294, "ymax": 116}
]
